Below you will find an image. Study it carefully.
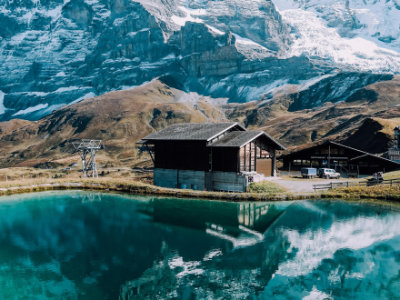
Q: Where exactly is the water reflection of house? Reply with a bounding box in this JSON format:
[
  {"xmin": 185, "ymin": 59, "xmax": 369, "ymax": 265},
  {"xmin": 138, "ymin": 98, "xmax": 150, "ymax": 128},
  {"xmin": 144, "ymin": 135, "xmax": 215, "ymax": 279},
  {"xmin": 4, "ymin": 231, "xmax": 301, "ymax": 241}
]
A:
[
  {"xmin": 139, "ymin": 122, "xmax": 285, "ymax": 192},
  {"xmin": 142, "ymin": 198, "xmax": 289, "ymax": 249},
  {"xmin": 122, "ymin": 199, "xmax": 292, "ymax": 299}
]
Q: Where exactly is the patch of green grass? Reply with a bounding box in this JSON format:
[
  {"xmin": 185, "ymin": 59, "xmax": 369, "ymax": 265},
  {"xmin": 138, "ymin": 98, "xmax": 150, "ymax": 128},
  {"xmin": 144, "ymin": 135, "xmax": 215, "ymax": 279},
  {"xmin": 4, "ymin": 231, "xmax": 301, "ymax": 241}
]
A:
[{"xmin": 247, "ymin": 181, "xmax": 287, "ymax": 194}]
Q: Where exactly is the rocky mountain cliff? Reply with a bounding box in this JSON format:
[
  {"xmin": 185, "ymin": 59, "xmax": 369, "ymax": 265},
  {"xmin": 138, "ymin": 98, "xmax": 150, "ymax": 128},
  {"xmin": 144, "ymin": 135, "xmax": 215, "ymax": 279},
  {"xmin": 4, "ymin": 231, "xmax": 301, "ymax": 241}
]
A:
[{"xmin": 1, "ymin": 0, "xmax": 399, "ymax": 121}]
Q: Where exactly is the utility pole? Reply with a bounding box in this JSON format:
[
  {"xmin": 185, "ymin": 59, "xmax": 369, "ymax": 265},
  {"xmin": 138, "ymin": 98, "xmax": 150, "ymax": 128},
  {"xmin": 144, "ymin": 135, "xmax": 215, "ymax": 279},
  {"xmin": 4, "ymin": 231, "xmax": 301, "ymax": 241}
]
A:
[{"xmin": 72, "ymin": 139, "xmax": 102, "ymax": 178}]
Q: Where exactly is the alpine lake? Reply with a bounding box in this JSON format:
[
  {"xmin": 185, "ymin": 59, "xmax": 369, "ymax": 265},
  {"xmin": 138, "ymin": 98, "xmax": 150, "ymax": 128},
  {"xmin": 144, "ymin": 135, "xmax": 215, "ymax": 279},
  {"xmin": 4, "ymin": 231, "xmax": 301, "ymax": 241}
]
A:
[{"xmin": 0, "ymin": 191, "xmax": 399, "ymax": 299}]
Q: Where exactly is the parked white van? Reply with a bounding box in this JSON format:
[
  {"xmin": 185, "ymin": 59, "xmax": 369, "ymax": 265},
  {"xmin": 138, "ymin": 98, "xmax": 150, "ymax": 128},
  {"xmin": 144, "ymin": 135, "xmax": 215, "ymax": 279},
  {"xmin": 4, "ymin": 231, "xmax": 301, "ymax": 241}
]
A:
[{"xmin": 318, "ymin": 168, "xmax": 340, "ymax": 179}]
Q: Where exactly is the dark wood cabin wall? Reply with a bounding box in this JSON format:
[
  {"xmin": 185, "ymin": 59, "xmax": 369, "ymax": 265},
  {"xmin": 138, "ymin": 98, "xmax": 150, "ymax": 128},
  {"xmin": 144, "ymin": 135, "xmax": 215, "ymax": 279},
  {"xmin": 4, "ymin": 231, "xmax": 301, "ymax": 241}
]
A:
[
  {"xmin": 211, "ymin": 148, "xmax": 239, "ymax": 172},
  {"xmin": 154, "ymin": 141, "xmax": 209, "ymax": 171}
]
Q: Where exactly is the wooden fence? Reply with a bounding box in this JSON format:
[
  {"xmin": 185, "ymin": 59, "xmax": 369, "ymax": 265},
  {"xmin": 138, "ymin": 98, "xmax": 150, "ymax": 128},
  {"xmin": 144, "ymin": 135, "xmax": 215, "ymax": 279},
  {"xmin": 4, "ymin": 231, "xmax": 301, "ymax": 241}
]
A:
[{"xmin": 313, "ymin": 178, "xmax": 400, "ymax": 191}]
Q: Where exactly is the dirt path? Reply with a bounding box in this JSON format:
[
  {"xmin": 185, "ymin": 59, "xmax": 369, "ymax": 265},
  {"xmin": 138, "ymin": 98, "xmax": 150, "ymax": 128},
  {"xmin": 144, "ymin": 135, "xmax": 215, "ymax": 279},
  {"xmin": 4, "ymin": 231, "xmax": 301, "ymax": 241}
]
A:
[{"xmin": 269, "ymin": 177, "xmax": 355, "ymax": 193}]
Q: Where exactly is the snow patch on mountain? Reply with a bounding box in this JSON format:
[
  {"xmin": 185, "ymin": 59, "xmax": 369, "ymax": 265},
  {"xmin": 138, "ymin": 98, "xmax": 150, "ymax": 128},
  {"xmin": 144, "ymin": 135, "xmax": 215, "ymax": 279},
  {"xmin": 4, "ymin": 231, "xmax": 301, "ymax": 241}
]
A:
[
  {"xmin": 68, "ymin": 92, "xmax": 96, "ymax": 105},
  {"xmin": 206, "ymin": 25, "xmax": 224, "ymax": 36},
  {"xmin": 42, "ymin": 92, "xmax": 96, "ymax": 115},
  {"xmin": 13, "ymin": 104, "xmax": 49, "ymax": 117},
  {"xmin": 171, "ymin": 6, "xmax": 204, "ymax": 26},
  {"xmin": 0, "ymin": 91, "xmax": 5, "ymax": 115},
  {"xmin": 234, "ymin": 33, "xmax": 275, "ymax": 59},
  {"xmin": 279, "ymin": 9, "xmax": 400, "ymax": 73},
  {"xmin": 273, "ymin": 0, "xmax": 400, "ymax": 51}
]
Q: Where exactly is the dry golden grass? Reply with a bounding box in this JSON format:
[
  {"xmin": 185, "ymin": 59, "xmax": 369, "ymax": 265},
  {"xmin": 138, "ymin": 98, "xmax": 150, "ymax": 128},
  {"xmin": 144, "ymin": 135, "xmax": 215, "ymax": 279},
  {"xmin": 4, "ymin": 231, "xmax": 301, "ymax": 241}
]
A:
[
  {"xmin": 372, "ymin": 117, "xmax": 400, "ymax": 136},
  {"xmin": 358, "ymin": 170, "xmax": 400, "ymax": 181},
  {"xmin": 324, "ymin": 184, "xmax": 400, "ymax": 201},
  {"xmin": 384, "ymin": 170, "xmax": 400, "ymax": 180},
  {"xmin": 2, "ymin": 170, "xmax": 400, "ymax": 203},
  {"xmin": 0, "ymin": 166, "xmax": 154, "ymax": 186},
  {"xmin": 0, "ymin": 173, "xmax": 318, "ymax": 202}
]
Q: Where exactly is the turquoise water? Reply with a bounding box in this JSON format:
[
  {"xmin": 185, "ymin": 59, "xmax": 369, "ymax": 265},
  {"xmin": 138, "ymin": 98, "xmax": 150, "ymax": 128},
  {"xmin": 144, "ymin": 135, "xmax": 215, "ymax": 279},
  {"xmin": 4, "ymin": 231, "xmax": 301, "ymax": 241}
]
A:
[{"xmin": 0, "ymin": 192, "xmax": 400, "ymax": 299}]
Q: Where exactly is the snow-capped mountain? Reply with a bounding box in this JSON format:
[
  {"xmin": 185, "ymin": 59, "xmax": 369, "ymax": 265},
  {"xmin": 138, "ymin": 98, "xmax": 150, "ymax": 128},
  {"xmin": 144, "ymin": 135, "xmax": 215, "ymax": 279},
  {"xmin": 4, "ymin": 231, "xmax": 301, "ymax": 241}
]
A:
[{"xmin": 0, "ymin": 0, "xmax": 399, "ymax": 121}]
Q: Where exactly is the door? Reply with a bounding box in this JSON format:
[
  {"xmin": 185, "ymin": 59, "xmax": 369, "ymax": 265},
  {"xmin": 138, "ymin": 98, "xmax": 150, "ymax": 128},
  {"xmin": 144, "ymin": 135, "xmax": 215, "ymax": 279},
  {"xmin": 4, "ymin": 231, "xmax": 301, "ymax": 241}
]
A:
[{"xmin": 256, "ymin": 158, "xmax": 272, "ymax": 177}]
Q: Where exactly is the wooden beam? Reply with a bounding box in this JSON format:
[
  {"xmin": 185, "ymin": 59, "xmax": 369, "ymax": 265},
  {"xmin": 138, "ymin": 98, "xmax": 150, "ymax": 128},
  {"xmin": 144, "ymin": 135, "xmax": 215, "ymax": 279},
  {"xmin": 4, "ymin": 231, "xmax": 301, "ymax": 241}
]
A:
[
  {"xmin": 272, "ymin": 149, "xmax": 276, "ymax": 177},
  {"xmin": 237, "ymin": 148, "xmax": 240, "ymax": 173},
  {"xmin": 143, "ymin": 142, "xmax": 155, "ymax": 164},
  {"xmin": 244, "ymin": 144, "xmax": 247, "ymax": 171},
  {"xmin": 254, "ymin": 142, "xmax": 257, "ymax": 172},
  {"xmin": 249, "ymin": 142, "xmax": 252, "ymax": 172}
]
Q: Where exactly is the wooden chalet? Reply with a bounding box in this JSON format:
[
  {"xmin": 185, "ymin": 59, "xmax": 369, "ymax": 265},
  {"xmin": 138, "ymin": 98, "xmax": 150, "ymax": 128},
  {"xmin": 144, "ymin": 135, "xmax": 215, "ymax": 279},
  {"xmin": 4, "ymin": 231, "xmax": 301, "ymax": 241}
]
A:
[
  {"xmin": 140, "ymin": 122, "xmax": 286, "ymax": 192},
  {"xmin": 281, "ymin": 140, "xmax": 400, "ymax": 176}
]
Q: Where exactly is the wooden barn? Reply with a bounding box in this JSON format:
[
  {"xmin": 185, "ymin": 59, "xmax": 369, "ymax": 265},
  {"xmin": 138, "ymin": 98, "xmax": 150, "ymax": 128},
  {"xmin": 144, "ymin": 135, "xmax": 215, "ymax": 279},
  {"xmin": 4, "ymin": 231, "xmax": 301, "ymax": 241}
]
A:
[
  {"xmin": 281, "ymin": 140, "xmax": 400, "ymax": 176},
  {"xmin": 140, "ymin": 122, "xmax": 285, "ymax": 192}
]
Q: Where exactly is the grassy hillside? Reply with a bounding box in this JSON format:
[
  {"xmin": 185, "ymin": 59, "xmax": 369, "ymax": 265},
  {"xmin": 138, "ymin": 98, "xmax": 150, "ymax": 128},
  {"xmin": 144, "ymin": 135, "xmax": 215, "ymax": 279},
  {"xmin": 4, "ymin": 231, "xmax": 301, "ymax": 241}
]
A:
[
  {"xmin": 0, "ymin": 77, "xmax": 400, "ymax": 169},
  {"xmin": 0, "ymin": 80, "xmax": 227, "ymax": 168}
]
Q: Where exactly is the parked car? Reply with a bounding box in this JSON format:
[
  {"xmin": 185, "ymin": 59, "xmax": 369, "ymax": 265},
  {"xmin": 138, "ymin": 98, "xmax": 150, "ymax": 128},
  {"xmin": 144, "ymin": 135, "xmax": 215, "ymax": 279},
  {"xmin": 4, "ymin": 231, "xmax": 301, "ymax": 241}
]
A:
[
  {"xmin": 301, "ymin": 167, "xmax": 317, "ymax": 179},
  {"xmin": 318, "ymin": 168, "xmax": 340, "ymax": 179}
]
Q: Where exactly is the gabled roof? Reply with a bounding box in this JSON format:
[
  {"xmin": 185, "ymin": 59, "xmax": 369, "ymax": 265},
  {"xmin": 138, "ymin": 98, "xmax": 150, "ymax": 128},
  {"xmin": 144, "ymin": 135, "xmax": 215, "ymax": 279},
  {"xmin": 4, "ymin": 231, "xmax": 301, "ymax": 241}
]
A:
[
  {"xmin": 208, "ymin": 131, "xmax": 286, "ymax": 150},
  {"xmin": 141, "ymin": 122, "xmax": 245, "ymax": 141},
  {"xmin": 350, "ymin": 153, "xmax": 400, "ymax": 166},
  {"xmin": 281, "ymin": 140, "xmax": 367, "ymax": 158},
  {"xmin": 209, "ymin": 131, "xmax": 263, "ymax": 148},
  {"xmin": 328, "ymin": 140, "xmax": 369, "ymax": 155}
]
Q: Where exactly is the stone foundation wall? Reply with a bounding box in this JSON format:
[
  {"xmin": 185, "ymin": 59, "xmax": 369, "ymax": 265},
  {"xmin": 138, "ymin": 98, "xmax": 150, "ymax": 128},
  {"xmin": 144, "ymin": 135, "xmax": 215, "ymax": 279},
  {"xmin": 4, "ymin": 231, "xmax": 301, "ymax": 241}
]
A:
[{"xmin": 154, "ymin": 168, "xmax": 248, "ymax": 192}]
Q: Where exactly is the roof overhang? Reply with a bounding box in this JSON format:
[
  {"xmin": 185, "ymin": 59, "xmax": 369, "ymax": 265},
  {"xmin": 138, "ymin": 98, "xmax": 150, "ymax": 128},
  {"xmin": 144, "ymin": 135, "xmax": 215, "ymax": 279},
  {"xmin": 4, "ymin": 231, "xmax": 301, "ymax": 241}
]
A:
[
  {"xmin": 206, "ymin": 122, "xmax": 246, "ymax": 142},
  {"xmin": 140, "ymin": 122, "xmax": 245, "ymax": 142},
  {"xmin": 208, "ymin": 131, "xmax": 286, "ymax": 150}
]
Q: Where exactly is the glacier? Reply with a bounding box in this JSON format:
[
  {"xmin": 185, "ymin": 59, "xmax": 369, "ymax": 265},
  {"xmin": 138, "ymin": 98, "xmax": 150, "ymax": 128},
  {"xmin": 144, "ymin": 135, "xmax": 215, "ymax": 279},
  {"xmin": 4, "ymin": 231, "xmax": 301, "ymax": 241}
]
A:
[
  {"xmin": 273, "ymin": 0, "xmax": 400, "ymax": 50},
  {"xmin": 278, "ymin": 8, "xmax": 400, "ymax": 72}
]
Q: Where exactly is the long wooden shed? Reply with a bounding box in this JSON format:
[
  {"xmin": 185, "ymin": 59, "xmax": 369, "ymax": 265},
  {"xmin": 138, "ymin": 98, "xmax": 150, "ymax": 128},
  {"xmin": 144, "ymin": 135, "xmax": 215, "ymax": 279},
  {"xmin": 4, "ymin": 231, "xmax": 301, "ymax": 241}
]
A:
[{"xmin": 280, "ymin": 140, "xmax": 400, "ymax": 176}]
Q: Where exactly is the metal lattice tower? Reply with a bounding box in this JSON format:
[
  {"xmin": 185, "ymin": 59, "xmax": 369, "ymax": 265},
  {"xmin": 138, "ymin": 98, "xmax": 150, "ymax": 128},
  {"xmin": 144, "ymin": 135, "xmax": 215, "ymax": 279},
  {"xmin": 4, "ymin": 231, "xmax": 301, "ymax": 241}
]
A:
[{"xmin": 72, "ymin": 139, "xmax": 102, "ymax": 178}]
